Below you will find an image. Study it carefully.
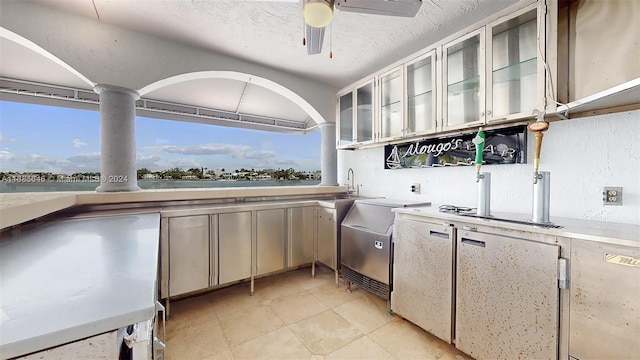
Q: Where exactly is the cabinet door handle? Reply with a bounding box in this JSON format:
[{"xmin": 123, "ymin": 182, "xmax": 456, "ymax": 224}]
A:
[
  {"xmin": 461, "ymin": 238, "xmax": 485, "ymax": 247},
  {"xmin": 462, "ymin": 225, "xmax": 477, "ymax": 231},
  {"xmin": 429, "ymin": 230, "xmax": 449, "ymax": 239}
]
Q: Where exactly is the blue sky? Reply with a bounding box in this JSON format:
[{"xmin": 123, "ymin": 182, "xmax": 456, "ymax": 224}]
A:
[{"xmin": 0, "ymin": 100, "xmax": 321, "ymax": 174}]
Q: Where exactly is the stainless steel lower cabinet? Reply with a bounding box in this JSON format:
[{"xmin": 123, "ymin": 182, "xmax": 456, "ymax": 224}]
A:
[
  {"xmin": 289, "ymin": 207, "xmax": 314, "ymax": 267},
  {"xmin": 256, "ymin": 209, "xmax": 286, "ymax": 276},
  {"xmin": 456, "ymin": 229, "xmax": 559, "ymax": 360},
  {"xmin": 168, "ymin": 215, "xmax": 210, "ymax": 297},
  {"xmin": 316, "ymin": 207, "xmax": 336, "ymax": 269},
  {"xmin": 569, "ymin": 239, "xmax": 640, "ymax": 359},
  {"xmin": 391, "ymin": 218, "xmax": 454, "ymax": 344},
  {"xmin": 219, "ymin": 211, "xmax": 252, "ymax": 284}
]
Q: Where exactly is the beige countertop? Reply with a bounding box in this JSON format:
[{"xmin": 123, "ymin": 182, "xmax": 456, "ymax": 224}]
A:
[
  {"xmin": 394, "ymin": 205, "xmax": 640, "ymax": 247},
  {"xmin": 0, "ymin": 186, "xmax": 348, "ymax": 230}
]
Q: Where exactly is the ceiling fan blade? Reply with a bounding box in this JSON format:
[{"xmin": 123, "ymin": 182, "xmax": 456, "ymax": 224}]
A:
[
  {"xmin": 335, "ymin": 0, "xmax": 422, "ymax": 18},
  {"xmin": 306, "ymin": 24, "xmax": 325, "ymax": 55}
]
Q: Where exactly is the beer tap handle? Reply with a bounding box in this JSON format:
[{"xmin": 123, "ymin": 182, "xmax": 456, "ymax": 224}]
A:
[{"xmin": 472, "ymin": 127, "xmax": 485, "ymax": 182}]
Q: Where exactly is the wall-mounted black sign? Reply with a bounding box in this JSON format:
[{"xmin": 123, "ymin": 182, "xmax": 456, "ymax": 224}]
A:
[{"xmin": 384, "ymin": 125, "xmax": 527, "ymax": 169}]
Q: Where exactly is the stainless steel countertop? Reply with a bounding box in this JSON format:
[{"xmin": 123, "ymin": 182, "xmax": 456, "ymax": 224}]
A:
[
  {"xmin": 393, "ymin": 206, "xmax": 640, "ymax": 247},
  {"xmin": 161, "ymin": 197, "xmax": 359, "ymax": 217},
  {"xmin": 0, "ymin": 213, "xmax": 160, "ymax": 359}
]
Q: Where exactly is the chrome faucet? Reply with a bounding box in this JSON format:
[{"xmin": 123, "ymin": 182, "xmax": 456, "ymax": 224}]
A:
[{"xmin": 347, "ymin": 168, "xmax": 355, "ymax": 193}]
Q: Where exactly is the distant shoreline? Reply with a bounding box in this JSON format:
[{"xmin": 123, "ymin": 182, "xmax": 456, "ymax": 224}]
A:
[{"xmin": 0, "ymin": 179, "xmax": 321, "ymax": 193}]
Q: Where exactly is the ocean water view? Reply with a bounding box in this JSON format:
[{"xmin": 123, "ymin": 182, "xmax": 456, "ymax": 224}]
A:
[{"xmin": 0, "ymin": 179, "xmax": 321, "ymax": 193}]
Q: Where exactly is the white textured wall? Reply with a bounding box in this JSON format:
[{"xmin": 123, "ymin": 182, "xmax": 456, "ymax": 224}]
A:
[{"xmin": 338, "ymin": 110, "xmax": 640, "ymax": 225}]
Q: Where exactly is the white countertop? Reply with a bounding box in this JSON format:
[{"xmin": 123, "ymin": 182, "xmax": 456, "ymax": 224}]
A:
[
  {"xmin": 0, "ymin": 213, "xmax": 160, "ymax": 359},
  {"xmin": 394, "ymin": 206, "xmax": 640, "ymax": 247}
]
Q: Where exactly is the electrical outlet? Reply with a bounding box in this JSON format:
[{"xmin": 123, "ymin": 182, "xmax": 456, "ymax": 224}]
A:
[
  {"xmin": 603, "ymin": 187, "xmax": 622, "ymax": 206},
  {"xmin": 411, "ymin": 183, "xmax": 420, "ymax": 194}
]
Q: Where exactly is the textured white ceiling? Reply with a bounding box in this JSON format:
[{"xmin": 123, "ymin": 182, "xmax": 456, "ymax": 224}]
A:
[{"xmin": 34, "ymin": 0, "xmax": 518, "ymax": 89}]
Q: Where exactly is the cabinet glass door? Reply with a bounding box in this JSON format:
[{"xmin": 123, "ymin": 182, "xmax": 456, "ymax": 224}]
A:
[
  {"xmin": 444, "ymin": 29, "xmax": 485, "ymax": 129},
  {"xmin": 338, "ymin": 92, "xmax": 354, "ymax": 147},
  {"xmin": 405, "ymin": 51, "xmax": 436, "ymax": 135},
  {"xmin": 379, "ymin": 67, "xmax": 404, "ymax": 140},
  {"xmin": 355, "ymin": 81, "xmax": 374, "ymax": 143},
  {"xmin": 488, "ymin": 6, "xmax": 538, "ymax": 121}
]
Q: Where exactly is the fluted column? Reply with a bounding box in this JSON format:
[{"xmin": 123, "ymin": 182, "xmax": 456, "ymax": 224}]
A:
[
  {"xmin": 318, "ymin": 122, "xmax": 338, "ymax": 186},
  {"xmin": 93, "ymin": 84, "xmax": 140, "ymax": 192}
]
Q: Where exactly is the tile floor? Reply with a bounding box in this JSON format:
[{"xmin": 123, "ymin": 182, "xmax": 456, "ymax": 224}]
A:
[{"xmin": 164, "ymin": 266, "xmax": 471, "ymax": 360}]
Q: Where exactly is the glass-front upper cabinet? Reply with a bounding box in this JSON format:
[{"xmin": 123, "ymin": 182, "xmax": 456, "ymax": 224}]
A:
[
  {"xmin": 337, "ymin": 91, "xmax": 354, "ymax": 148},
  {"xmin": 379, "ymin": 66, "xmax": 404, "ymax": 141},
  {"xmin": 355, "ymin": 80, "xmax": 374, "ymax": 144},
  {"xmin": 443, "ymin": 29, "xmax": 485, "ymax": 130},
  {"xmin": 337, "ymin": 79, "xmax": 375, "ymax": 148},
  {"xmin": 405, "ymin": 50, "xmax": 436, "ymax": 136},
  {"xmin": 487, "ymin": 4, "xmax": 539, "ymax": 122}
]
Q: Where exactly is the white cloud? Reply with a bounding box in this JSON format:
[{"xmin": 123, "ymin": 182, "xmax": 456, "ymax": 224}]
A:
[
  {"xmin": 232, "ymin": 150, "xmax": 276, "ymax": 160},
  {"xmin": 67, "ymin": 152, "xmax": 101, "ymax": 162},
  {"xmin": 164, "ymin": 158, "xmax": 203, "ymax": 169},
  {"xmin": 73, "ymin": 138, "xmax": 88, "ymax": 148},
  {"xmin": 136, "ymin": 155, "xmax": 161, "ymax": 170},
  {"xmin": 0, "ymin": 133, "xmax": 16, "ymax": 142},
  {"xmin": 0, "ymin": 150, "xmax": 16, "ymax": 160},
  {"xmin": 161, "ymin": 143, "xmax": 251, "ymax": 155}
]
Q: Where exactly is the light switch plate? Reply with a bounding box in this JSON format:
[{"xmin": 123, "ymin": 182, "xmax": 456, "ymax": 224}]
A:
[
  {"xmin": 603, "ymin": 187, "xmax": 622, "ymax": 205},
  {"xmin": 411, "ymin": 183, "xmax": 420, "ymax": 194}
]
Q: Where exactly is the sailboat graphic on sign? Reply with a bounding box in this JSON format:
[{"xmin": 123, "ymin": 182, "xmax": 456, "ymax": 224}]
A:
[{"xmin": 386, "ymin": 146, "xmax": 402, "ymax": 169}]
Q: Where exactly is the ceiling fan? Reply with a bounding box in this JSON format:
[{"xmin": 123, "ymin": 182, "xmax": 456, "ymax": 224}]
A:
[{"xmin": 302, "ymin": 0, "xmax": 423, "ymax": 56}]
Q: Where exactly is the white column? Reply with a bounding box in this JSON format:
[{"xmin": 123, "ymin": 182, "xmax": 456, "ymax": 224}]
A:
[
  {"xmin": 94, "ymin": 84, "xmax": 140, "ymax": 192},
  {"xmin": 318, "ymin": 122, "xmax": 338, "ymax": 186}
]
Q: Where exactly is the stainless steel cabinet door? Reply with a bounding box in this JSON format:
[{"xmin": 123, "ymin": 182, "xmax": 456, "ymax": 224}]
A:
[
  {"xmin": 391, "ymin": 218, "xmax": 454, "ymax": 344},
  {"xmin": 456, "ymin": 230, "xmax": 559, "ymax": 360},
  {"xmin": 316, "ymin": 208, "xmax": 336, "ymax": 269},
  {"xmin": 219, "ymin": 211, "xmax": 252, "ymax": 284},
  {"xmin": 289, "ymin": 207, "xmax": 314, "ymax": 267},
  {"xmin": 168, "ymin": 215, "xmax": 210, "ymax": 297},
  {"xmin": 569, "ymin": 239, "xmax": 640, "ymax": 359},
  {"xmin": 256, "ymin": 209, "xmax": 286, "ymax": 276}
]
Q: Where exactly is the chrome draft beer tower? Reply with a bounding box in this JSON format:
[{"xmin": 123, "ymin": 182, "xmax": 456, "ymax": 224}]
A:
[
  {"xmin": 474, "ymin": 128, "xmax": 491, "ymax": 216},
  {"xmin": 529, "ymin": 119, "xmax": 551, "ymax": 223}
]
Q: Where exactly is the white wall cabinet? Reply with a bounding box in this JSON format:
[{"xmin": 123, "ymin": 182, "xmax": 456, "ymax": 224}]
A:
[
  {"xmin": 336, "ymin": 0, "xmax": 559, "ymax": 147},
  {"xmin": 378, "ymin": 66, "xmax": 404, "ymax": 141},
  {"xmin": 486, "ymin": 4, "xmax": 542, "ymax": 123},
  {"xmin": 405, "ymin": 51, "xmax": 437, "ymax": 136},
  {"xmin": 337, "ymin": 79, "xmax": 375, "ymax": 148},
  {"xmin": 442, "ymin": 29, "xmax": 485, "ymax": 130}
]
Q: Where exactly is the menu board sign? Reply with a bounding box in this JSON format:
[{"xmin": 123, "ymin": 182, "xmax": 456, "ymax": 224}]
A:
[{"xmin": 384, "ymin": 126, "xmax": 527, "ymax": 169}]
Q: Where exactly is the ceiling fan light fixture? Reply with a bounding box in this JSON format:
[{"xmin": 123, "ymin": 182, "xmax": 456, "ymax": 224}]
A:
[{"xmin": 303, "ymin": 0, "xmax": 334, "ymax": 28}]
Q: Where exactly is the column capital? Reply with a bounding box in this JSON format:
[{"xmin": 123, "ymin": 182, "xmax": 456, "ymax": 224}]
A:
[{"xmin": 93, "ymin": 84, "xmax": 140, "ymax": 99}]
